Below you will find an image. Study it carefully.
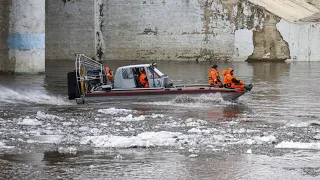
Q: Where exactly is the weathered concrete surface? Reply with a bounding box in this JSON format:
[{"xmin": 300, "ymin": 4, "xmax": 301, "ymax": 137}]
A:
[
  {"xmin": 45, "ymin": 0, "xmax": 319, "ymax": 62},
  {"xmin": 277, "ymin": 19, "xmax": 320, "ymax": 61},
  {"xmin": 8, "ymin": 0, "xmax": 45, "ymax": 74},
  {"xmin": 100, "ymin": 0, "xmax": 266, "ymax": 61},
  {"xmin": 0, "ymin": 0, "xmax": 45, "ymax": 74},
  {"xmin": 248, "ymin": 11, "xmax": 290, "ymax": 61},
  {"xmin": 0, "ymin": 1, "xmax": 10, "ymax": 73},
  {"xmin": 45, "ymin": 0, "xmax": 96, "ymax": 60}
]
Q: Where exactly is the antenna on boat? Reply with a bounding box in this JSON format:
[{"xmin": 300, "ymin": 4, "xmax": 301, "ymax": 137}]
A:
[{"xmin": 151, "ymin": 62, "xmax": 157, "ymax": 87}]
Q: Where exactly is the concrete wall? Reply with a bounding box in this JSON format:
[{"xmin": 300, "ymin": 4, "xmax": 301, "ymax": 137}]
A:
[
  {"xmin": 98, "ymin": 0, "xmax": 268, "ymax": 61},
  {"xmin": 44, "ymin": 0, "xmax": 319, "ymax": 62},
  {"xmin": 277, "ymin": 20, "xmax": 320, "ymax": 61},
  {"xmin": 9, "ymin": 0, "xmax": 45, "ymax": 74},
  {"xmin": 45, "ymin": 0, "xmax": 96, "ymax": 60},
  {"xmin": 0, "ymin": 0, "xmax": 45, "ymax": 74},
  {"xmin": 0, "ymin": 1, "xmax": 10, "ymax": 72}
]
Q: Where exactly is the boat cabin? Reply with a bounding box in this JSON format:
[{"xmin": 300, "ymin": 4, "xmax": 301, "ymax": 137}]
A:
[{"xmin": 113, "ymin": 64, "xmax": 169, "ymax": 89}]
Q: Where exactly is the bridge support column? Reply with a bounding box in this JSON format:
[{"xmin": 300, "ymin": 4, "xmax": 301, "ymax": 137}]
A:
[{"xmin": 7, "ymin": 0, "xmax": 45, "ymax": 74}]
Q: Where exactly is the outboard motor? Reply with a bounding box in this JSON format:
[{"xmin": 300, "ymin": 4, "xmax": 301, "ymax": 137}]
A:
[{"xmin": 244, "ymin": 84, "xmax": 253, "ymax": 91}]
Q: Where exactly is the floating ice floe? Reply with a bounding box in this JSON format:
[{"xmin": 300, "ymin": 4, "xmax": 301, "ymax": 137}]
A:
[
  {"xmin": 188, "ymin": 128, "xmax": 211, "ymax": 134},
  {"xmin": 151, "ymin": 113, "xmax": 164, "ymax": 118},
  {"xmin": 18, "ymin": 117, "xmax": 42, "ymax": 126},
  {"xmin": 80, "ymin": 131, "xmax": 183, "ymax": 148},
  {"xmin": 98, "ymin": 108, "xmax": 134, "ymax": 115},
  {"xmin": 286, "ymin": 120, "xmax": 320, "ymax": 128},
  {"xmin": 275, "ymin": 141, "xmax": 320, "ymax": 150},
  {"xmin": 27, "ymin": 135, "xmax": 64, "ymax": 144},
  {"xmin": 58, "ymin": 146, "xmax": 77, "ymax": 154},
  {"xmin": 314, "ymin": 134, "xmax": 320, "ymax": 140},
  {"xmin": 36, "ymin": 111, "xmax": 64, "ymax": 121},
  {"xmin": 240, "ymin": 135, "xmax": 277, "ymax": 145},
  {"xmin": 114, "ymin": 114, "xmax": 146, "ymax": 122},
  {"xmin": 0, "ymin": 141, "xmax": 14, "ymax": 149}
]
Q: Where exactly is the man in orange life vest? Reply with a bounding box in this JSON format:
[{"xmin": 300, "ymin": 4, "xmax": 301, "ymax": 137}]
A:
[
  {"xmin": 105, "ymin": 66, "xmax": 114, "ymax": 83},
  {"xmin": 139, "ymin": 69, "xmax": 150, "ymax": 88},
  {"xmin": 208, "ymin": 64, "xmax": 223, "ymax": 88},
  {"xmin": 224, "ymin": 68, "xmax": 245, "ymax": 89}
]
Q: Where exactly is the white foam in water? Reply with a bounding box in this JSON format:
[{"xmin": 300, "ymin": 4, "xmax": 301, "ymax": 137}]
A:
[
  {"xmin": 114, "ymin": 114, "xmax": 146, "ymax": 122},
  {"xmin": 80, "ymin": 131, "xmax": 183, "ymax": 148},
  {"xmin": 275, "ymin": 141, "xmax": 320, "ymax": 150},
  {"xmin": 143, "ymin": 93, "xmax": 233, "ymax": 107},
  {"xmin": 18, "ymin": 117, "xmax": 43, "ymax": 126},
  {"xmin": 0, "ymin": 85, "xmax": 71, "ymax": 105},
  {"xmin": 98, "ymin": 108, "xmax": 134, "ymax": 115}
]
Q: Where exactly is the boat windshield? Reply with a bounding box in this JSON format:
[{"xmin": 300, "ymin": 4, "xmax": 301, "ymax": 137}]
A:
[{"xmin": 149, "ymin": 67, "xmax": 165, "ymax": 78}]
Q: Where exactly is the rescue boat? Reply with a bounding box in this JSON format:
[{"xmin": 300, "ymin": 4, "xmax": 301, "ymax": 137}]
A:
[{"xmin": 67, "ymin": 54, "xmax": 252, "ymax": 104}]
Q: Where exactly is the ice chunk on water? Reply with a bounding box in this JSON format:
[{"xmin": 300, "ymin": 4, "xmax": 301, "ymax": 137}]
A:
[
  {"xmin": 275, "ymin": 141, "xmax": 320, "ymax": 150},
  {"xmin": 18, "ymin": 117, "xmax": 42, "ymax": 126},
  {"xmin": 114, "ymin": 114, "xmax": 146, "ymax": 122},
  {"xmin": 98, "ymin": 108, "xmax": 134, "ymax": 115},
  {"xmin": 0, "ymin": 141, "xmax": 14, "ymax": 149},
  {"xmin": 80, "ymin": 131, "xmax": 183, "ymax": 148},
  {"xmin": 58, "ymin": 146, "xmax": 77, "ymax": 154},
  {"xmin": 36, "ymin": 111, "xmax": 63, "ymax": 121},
  {"xmin": 27, "ymin": 135, "xmax": 64, "ymax": 144}
]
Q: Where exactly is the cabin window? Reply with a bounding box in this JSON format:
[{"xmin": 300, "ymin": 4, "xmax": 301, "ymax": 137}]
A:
[{"xmin": 122, "ymin": 68, "xmax": 133, "ymax": 79}]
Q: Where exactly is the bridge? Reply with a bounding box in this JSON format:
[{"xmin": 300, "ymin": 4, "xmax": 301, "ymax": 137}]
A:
[{"xmin": 0, "ymin": 0, "xmax": 319, "ymax": 74}]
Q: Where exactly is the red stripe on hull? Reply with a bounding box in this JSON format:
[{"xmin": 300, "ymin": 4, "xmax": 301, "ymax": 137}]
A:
[{"xmin": 85, "ymin": 88, "xmax": 245, "ymax": 97}]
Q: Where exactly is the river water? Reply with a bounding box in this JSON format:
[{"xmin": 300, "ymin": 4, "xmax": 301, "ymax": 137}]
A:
[{"xmin": 0, "ymin": 60, "xmax": 320, "ymax": 180}]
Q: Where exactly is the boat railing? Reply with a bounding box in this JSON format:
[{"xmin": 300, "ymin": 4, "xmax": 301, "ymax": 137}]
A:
[{"xmin": 75, "ymin": 54, "xmax": 105, "ymax": 93}]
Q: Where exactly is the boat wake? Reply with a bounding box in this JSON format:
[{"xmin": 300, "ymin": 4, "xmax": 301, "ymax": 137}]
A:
[
  {"xmin": 0, "ymin": 86, "xmax": 72, "ymax": 106},
  {"xmin": 171, "ymin": 93, "xmax": 233, "ymax": 104}
]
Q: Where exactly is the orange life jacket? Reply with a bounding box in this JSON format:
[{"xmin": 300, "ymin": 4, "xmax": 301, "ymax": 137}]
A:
[
  {"xmin": 139, "ymin": 72, "xmax": 149, "ymax": 88},
  {"xmin": 208, "ymin": 68, "xmax": 220, "ymax": 85},
  {"xmin": 105, "ymin": 67, "xmax": 114, "ymax": 82},
  {"xmin": 224, "ymin": 68, "xmax": 244, "ymax": 89}
]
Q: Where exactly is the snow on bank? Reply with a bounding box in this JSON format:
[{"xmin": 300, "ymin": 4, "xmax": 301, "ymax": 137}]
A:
[
  {"xmin": 80, "ymin": 131, "xmax": 183, "ymax": 148},
  {"xmin": 275, "ymin": 141, "xmax": 320, "ymax": 150},
  {"xmin": 98, "ymin": 108, "xmax": 134, "ymax": 115}
]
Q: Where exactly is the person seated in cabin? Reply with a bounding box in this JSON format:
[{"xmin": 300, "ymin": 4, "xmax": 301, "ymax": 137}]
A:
[
  {"xmin": 208, "ymin": 64, "xmax": 223, "ymax": 88},
  {"xmin": 105, "ymin": 66, "xmax": 114, "ymax": 83},
  {"xmin": 139, "ymin": 68, "xmax": 149, "ymax": 88}
]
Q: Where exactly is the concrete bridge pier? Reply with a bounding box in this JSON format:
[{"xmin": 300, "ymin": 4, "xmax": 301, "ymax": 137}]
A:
[{"xmin": 2, "ymin": 0, "xmax": 45, "ymax": 74}]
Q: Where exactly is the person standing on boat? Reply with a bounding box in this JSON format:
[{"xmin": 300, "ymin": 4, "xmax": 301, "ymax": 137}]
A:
[
  {"xmin": 208, "ymin": 64, "xmax": 223, "ymax": 88},
  {"xmin": 139, "ymin": 69, "xmax": 150, "ymax": 88},
  {"xmin": 224, "ymin": 68, "xmax": 245, "ymax": 89}
]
